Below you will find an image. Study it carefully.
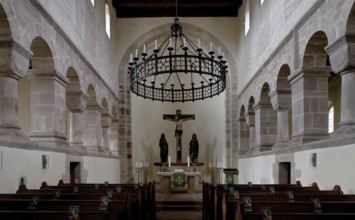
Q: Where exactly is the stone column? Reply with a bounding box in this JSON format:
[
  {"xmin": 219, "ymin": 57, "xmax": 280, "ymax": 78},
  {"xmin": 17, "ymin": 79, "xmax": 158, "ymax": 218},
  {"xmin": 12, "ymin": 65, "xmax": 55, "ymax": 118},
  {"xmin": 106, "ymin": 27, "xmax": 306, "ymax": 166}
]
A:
[
  {"xmin": 109, "ymin": 118, "xmax": 119, "ymax": 156},
  {"xmin": 28, "ymin": 72, "xmax": 69, "ymax": 147},
  {"xmin": 270, "ymin": 90, "xmax": 292, "ymax": 147},
  {"xmin": 101, "ymin": 112, "xmax": 112, "ymax": 155},
  {"xmin": 0, "ymin": 38, "xmax": 31, "ymax": 138},
  {"xmin": 66, "ymin": 91, "xmax": 88, "ymax": 154},
  {"xmin": 253, "ymin": 101, "xmax": 277, "ymax": 150},
  {"xmin": 238, "ymin": 116, "xmax": 249, "ymax": 154},
  {"xmin": 325, "ymin": 34, "xmax": 355, "ymax": 135},
  {"xmin": 288, "ymin": 67, "xmax": 330, "ymax": 144},
  {"xmin": 244, "ymin": 112, "xmax": 255, "ymax": 151},
  {"xmin": 82, "ymin": 101, "xmax": 103, "ymax": 154}
]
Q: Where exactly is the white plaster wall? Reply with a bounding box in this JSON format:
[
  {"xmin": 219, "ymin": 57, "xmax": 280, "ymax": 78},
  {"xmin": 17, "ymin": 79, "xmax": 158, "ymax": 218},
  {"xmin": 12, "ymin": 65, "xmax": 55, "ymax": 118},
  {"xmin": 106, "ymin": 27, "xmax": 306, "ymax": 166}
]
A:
[
  {"xmin": 294, "ymin": 144, "xmax": 355, "ymax": 194},
  {"xmin": 132, "ymin": 95, "xmax": 226, "ymax": 183},
  {"xmin": 0, "ymin": 146, "xmax": 66, "ymax": 193},
  {"xmin": 238, "ymin": 144, "xmax": 355, "ymax": 194},
  {"xmin": 83, "ymin": 156, "xmax": 120, "ymax": 183},
  {"xmin": 238, "ymin": 154, "xmax": 276, "ymax": 184}
]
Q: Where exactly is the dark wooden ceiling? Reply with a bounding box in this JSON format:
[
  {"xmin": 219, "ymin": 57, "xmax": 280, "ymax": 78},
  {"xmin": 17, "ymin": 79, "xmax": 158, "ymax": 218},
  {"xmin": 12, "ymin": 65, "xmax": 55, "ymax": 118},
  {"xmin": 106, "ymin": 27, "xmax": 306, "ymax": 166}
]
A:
[{"xmin": 112, "ymin": 0, "xmax": 243, "ymax": 18}]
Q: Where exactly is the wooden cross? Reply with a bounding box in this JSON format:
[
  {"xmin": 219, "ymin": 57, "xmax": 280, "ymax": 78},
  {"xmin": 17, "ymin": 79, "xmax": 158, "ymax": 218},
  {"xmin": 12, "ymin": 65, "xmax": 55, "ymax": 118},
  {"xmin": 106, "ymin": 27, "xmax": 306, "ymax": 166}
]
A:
[{"xmin": 163, "ymin": 109, "xmax": 195, "ymax": 162}]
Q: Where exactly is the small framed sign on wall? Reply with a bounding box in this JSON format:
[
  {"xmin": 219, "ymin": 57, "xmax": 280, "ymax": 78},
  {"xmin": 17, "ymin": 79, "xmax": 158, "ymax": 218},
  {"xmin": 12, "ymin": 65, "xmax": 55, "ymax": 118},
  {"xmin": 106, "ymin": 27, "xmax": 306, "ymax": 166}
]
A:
[
  {"xmin": 310, "ymin": 153, "xmax": 317, "ymax": 167},
  {"xmin": 42, "ymin": 155, "xmax": 49, "ymax": 169},
  {"xmin": 0, "ymin": 151, "xmax": 2, "ymax": 170}
]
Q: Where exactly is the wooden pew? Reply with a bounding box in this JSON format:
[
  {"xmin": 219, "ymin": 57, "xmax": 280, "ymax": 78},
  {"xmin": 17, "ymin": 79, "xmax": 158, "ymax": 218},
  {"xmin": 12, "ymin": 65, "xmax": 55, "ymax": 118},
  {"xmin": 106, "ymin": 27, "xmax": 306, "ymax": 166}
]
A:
[{"xmin": 203, "ymin": 182, "xmax": 345, "ymax": 220}]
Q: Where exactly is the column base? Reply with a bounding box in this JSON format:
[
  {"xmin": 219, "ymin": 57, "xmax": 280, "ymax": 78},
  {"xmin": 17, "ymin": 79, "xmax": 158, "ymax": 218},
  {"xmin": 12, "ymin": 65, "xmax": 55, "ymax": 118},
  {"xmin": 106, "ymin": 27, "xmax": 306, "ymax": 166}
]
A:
[
  {"xmin": 69, "ymin": 142, "xmax": 87, "ymax": 155},
  {"xmin": 290, "ymin": 133, "xmax": 329, "ymax": 145},
  {"xmin": 331, "ymin": 123, "xmax": 355, "ymax": 137},
  {"xmin": 29, "ymin": 132, "xmax": 68, "ymax": 149}
]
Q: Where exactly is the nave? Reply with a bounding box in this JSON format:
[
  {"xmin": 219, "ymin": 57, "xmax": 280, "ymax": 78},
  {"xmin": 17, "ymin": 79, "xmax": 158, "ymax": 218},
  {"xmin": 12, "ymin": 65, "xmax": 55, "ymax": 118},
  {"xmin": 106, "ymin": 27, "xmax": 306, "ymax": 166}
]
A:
[{"xmin": 2, "ymin": 180, "xmax": 355, "ymax": 220}]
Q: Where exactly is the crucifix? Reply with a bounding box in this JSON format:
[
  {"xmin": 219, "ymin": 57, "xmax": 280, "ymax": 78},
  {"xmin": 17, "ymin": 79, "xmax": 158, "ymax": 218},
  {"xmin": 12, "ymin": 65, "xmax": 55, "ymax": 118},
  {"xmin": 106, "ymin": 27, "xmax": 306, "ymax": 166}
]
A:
[{"xmin": 163, "ymin": 109, "xmax": 195, "ymax": 163}]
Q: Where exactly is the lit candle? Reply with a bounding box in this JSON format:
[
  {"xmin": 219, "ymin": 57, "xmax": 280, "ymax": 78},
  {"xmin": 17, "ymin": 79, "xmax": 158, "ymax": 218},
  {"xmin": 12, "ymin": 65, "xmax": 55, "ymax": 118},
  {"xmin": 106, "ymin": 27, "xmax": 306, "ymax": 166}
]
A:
[
  {"xmin": 130, "ymin": 54, "xmax": 133, "ymax": 62},
  {"xmin": 198, "ymin": 39, "xmax": 200, "ymax": 48},
  {"xmin": 169, "ymin": 38, "xmax": 172, "ymax": 48},
  {"xmin": 210, "ymin": 42, "xmax": 213, "ymax": 51},
  {"xmin": 135, "ymin": 49, "xmax": 138, "ymax": 57},
  {"xmin": 155, "ymin": 40, "xmax": 157, "ymax": 49},
  {"xmin": 168, "ymin": 156, "xmax": 171, "ymax": 167},
  {"xmin": 143, "ymin": 44, "xmax": 146, "ymax": 53},
  {"xmin": 187, "ymin": 156, "xmax": 190, "ymax": 167},
  {"xmin": 183, "ymin": 38, "xmax": 186, "ymax": 47}
]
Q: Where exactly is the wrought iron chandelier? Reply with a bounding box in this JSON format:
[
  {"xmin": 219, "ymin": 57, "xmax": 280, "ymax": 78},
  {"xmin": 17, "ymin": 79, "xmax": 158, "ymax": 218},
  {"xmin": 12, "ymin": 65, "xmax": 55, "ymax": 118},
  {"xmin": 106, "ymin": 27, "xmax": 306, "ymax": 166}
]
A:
[{"xmin": 128, "ymin": 17, "xmax": 228, "ymax": 102}]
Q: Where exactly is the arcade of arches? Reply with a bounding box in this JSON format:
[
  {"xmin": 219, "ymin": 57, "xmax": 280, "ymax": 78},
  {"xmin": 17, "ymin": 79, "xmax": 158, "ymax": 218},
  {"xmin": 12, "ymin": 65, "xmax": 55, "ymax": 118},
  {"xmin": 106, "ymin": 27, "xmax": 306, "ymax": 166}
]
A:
[{"xmin": 1, "ymin": 0, "xmax": 355, "ymax": 194}]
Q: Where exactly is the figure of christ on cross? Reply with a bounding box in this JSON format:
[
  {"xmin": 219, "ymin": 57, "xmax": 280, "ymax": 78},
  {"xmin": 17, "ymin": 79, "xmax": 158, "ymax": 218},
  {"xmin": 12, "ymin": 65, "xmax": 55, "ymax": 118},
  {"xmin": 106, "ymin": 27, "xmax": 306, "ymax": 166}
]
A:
[{"xmin": 163, "ymin": 109, "xmax": 195, "ymax": 163}]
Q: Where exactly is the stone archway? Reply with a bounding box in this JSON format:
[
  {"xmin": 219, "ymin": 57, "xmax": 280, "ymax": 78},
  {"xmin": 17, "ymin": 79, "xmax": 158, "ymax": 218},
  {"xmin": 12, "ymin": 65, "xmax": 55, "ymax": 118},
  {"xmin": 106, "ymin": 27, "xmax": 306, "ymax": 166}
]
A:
[{"xmin": 289, "ymin": 31, "xmax": 330, "ymax": 144}]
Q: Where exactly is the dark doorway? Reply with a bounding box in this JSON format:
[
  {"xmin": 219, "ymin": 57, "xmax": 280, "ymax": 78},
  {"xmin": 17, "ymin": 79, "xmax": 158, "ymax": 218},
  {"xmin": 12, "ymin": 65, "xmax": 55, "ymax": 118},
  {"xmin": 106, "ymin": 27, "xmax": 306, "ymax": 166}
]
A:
[
  {"xmin": 70, "ymin": 162, "xmax": 81, "ymax": 184},
  {"xmin": 278, "ymin": 162, "xmax": 291, "ymax": 184}
]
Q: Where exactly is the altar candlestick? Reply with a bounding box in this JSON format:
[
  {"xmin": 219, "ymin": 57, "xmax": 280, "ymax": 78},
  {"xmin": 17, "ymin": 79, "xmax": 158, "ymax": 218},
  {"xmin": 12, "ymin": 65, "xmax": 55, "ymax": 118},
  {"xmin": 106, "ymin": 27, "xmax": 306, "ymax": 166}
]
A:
[{"xmin": 187, "ymin": 156, "xmax": 190, "ymax": 167}]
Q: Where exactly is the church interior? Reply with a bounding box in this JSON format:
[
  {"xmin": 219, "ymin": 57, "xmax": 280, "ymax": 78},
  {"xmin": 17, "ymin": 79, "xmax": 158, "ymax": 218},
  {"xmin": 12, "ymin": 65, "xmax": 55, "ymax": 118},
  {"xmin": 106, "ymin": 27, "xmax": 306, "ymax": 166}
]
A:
[{"xmin": 1, "ymin": 0, "xmax": 355, "ymax": 219}]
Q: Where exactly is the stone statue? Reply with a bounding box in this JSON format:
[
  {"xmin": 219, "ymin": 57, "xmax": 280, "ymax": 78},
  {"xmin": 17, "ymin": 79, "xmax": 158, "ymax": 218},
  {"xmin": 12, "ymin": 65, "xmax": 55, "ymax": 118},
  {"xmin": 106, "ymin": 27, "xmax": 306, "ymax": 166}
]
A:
[
  {"xmin": 189, "ymin": 133, "xmax": 199, "ymax": 163},
  {"xmin": 159, "ymin": 133, "xmax": 168, "ymax": 163}
]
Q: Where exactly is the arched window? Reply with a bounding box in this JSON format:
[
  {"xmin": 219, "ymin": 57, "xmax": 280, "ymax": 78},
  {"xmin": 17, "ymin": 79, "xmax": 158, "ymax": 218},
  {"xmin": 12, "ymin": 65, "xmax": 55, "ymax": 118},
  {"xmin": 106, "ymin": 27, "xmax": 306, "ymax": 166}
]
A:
[
  {"xmin": 105, "ymin": 3, "xmax": 111, "ymax": 38},
  {"xmin": 90, "ymin": 0, "xmax": 94, "ymax": 6},
  {"xmin": 328, "ymin": 105, "xmax": 334, "ymax": 133},
  {"xmin": 245, "ymin": 0, "xmax": 250, "ymax": 36}
]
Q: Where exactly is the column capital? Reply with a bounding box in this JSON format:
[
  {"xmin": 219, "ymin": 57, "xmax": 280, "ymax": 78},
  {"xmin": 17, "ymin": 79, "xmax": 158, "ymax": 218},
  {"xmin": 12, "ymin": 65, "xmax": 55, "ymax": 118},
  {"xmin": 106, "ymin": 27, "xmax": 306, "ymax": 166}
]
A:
[
  {"xmin": 0, "ymin": 38, "xmax": 32, "ymax": 78},
  {"xmin": 269, "ymin": 89, "xmax": 291, "ymax": 110},
  {"xmin": 244, "ymin": 112, "xmax": 255, "ymax": 127},
  {"xmin": 27, "ymin": 71, "xmax": 69, "ymax": 87},
  {"xmin": 102, "ymin": 113, "xmax": 112, "ymax": 128},
  {"xmin": 325, "ymin": 32, "xmax": 355, "ymax": 74},
  {"xmin": 66, "ymin": 91, "xmax": 89, "ymax": 113},
  {"xmin": 288, "ymin": 66, "xmax": 331, "ymax": 84},
  {"xmin": 252, "ymin": 100, "xmax": 272, "ymax": 111}
]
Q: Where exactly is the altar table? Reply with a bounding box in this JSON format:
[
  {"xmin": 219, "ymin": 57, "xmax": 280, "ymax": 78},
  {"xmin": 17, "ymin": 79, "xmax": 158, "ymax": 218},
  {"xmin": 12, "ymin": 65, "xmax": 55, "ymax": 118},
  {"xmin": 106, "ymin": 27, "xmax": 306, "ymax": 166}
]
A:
[{"xmin": 157, "ymin": 171, "xmax": 201, "ymax": 193}]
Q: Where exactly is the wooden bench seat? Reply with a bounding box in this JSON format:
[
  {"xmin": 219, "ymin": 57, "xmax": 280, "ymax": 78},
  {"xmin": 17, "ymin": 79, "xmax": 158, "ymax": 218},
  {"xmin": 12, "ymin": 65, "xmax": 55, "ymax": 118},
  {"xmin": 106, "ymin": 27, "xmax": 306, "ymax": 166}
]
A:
[{"xmin": 0, "ymin": 210, "xmax": 109, "ymax": 220}]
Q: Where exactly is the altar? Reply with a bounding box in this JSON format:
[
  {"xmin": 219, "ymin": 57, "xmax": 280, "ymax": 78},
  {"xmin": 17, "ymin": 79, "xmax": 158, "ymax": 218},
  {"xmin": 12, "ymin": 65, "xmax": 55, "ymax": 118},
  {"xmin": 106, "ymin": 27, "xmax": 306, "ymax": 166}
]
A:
[{"xmin": 157, "ymin": 171, "xmax": 201, "ymax": 193}]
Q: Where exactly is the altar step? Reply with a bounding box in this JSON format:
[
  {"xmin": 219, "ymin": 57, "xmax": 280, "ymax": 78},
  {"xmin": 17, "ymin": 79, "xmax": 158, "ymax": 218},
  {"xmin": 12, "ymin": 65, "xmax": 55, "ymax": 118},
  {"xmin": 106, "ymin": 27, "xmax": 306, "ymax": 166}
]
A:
[
  {"xmin": 156, "ymin": 200, "xmax": 202, "ymax": 211},
  {"xmin": 155, "ymin": 192, "xmax": 203, "ymax": 220}
]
